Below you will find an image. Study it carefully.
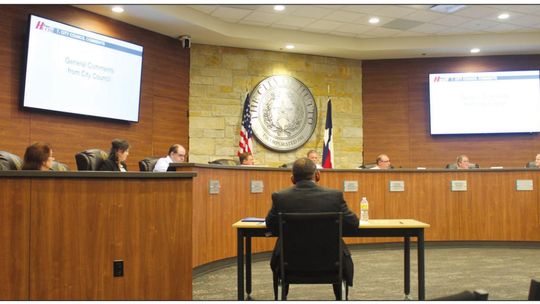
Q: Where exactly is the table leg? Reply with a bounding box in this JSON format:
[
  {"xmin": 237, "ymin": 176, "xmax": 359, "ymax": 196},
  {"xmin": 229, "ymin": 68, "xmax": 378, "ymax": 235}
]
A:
[
  {"xmin": 404, "ymin": 236, "xmax": 411, "ymax": 300},
  {"xmin": 237, "ymin": 229, "xmax": 244, "ymax": 300},
  {"xmin": 246, "ymin": 237, "xmax": 252, "ymax": 300},
  {"xmin": 418, "ymin": 230, "xmax": 425, "ymax": 300}
]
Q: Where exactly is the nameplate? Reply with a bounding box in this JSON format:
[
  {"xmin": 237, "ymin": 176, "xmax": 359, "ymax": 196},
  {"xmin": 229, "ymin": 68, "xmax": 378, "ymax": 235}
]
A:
[
  {"xmin": 343, "ymin": 180, "xmax": 358, "ymax": 192},
  {"xmin": 389, "ymin": 180, "xmax": 405, "ymax": 192},
  {"xmin": 209, "ymin": 180, "xmax": 220, "ymax": 194},
  {"xmin": 416, "ymin": 167, "xmax": 426, "ymax": 170},
  {"xmin": 451, "ymin": 180, "xmax": 467, "ymax": 191},
  {"xmin": 516, "ymin": 179, "xmax": 533, "ymax": 191},
  {"xmin": 250, "ymin": 180, "xmax": 264, "ymax": 193}
]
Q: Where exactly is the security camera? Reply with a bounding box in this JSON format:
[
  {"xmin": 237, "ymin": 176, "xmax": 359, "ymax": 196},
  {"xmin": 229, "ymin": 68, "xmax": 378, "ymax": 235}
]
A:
[{"xmin": 179, "ymin": 35, "xmax": 191, "ymax": 49}]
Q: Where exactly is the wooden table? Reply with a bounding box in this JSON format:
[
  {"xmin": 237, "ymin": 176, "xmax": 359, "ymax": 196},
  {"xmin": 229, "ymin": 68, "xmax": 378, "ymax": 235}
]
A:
[{"xmin": 233, "ymin": 219, "xmax": 430, "ymax": 300}]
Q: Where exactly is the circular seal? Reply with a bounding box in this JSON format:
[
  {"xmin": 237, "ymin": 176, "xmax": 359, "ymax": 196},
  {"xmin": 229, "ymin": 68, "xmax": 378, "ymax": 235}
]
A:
[{"xmin": 250, "ymin": 75, "xmax": 317, "ymax": 152}]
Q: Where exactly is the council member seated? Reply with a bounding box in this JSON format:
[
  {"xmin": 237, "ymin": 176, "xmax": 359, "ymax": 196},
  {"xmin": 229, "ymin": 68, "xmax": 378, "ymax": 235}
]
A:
[
  {"xmin": 307, "ymin": 149, "xmax": 323, "ymax": 169},
  {"xmin": 265, "ymin": 157, "xmax": 359, "ymax": 300},
  {"xmin": 371, "ymin": 154, "xmax": 391, "ymax": 169},
  {"xmin": 22, "ymin": 142, "xmax": 54, "ymax": 170},
  {"xmin": 239, "ymin": 152, "xmax": 254, "ymax": 165},
  {"xmin": 153, "ymin": 144, "xmax": 186, "ymax": 172},
  {"xmin": 527, "ymin": 153, "xmax": 540, "ymax": 168},
  {"xmin": 98, "ymin": 139, "xmax": 130, "ymax": 172},
  {"xmin": 456, "ymin": 154, "xmax": 470, "ymax": 169}
]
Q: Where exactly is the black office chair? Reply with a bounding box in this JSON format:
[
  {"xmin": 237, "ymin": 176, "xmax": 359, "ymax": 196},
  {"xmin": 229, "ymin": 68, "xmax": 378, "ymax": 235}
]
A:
[
  {"xmin": 445, "ymin": 163, "xmax": 479, "ymax": 169},
  {"xmin": 280, "ymin": 162, "xmax": 293, "ymax": 168},
  {"xmin": 139, "ymin": 157, "xmax": 160, "ymax": 171},
  {"xmin": 208, "ymin": 158, "xmax": 239, "ymax": 166},
  {"xmin": 0, "ymin": 150, "xmax": 23, "ymax": 170},
  {"xmin": 359, "ymin": 163, "xmax": 394, "ymax": 169},
  {"xmin": 526, "ymin": 161, "xmax": 537, "ymax": 168},
  {"xmin": 75, "ymin": 149, "xmax": 108, "ymax": 171},
  {"xmin": 529, "ymin": 278, "xmax": 540, "ymax": 300},
  {"xmin": 431, "ymin": 289, "xmax": 488, "ymax": 300},
  {"xmin": 274, "ymin": 212, "xmax": 347, "ymax": 300},
  {"xmin": 51, "ymin": 161, "xmax": 70, "ymax": 171}
]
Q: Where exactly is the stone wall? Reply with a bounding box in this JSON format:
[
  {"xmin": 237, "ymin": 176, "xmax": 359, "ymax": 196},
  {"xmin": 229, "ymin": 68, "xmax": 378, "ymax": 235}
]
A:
[{"xmin": 189, "ymin": 44, "xmax": 363, "ymax": 169}]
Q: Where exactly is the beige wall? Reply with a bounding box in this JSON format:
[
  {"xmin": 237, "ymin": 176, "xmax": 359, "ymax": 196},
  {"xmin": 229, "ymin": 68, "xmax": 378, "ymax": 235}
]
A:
[{"xmin": 189, "ymin": 44, "xmax": 363, "ymax": 168}]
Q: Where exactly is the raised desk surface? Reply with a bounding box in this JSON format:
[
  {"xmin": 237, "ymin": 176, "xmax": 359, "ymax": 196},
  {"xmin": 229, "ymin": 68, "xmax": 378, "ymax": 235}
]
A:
[{"xmin": 233, "ymin": 219, "xmax": 430, "ymax": 229}]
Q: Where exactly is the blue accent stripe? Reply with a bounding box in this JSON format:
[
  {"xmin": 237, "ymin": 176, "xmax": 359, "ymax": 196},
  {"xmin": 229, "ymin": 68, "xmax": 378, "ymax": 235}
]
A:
[{"xmin": 49, "ymin": 26, "xmax": 142, "ymax": 56}]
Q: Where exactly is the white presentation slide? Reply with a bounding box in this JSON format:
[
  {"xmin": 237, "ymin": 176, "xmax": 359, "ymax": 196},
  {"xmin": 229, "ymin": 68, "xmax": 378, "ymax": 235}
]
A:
[
  {"xmin": 23, "ymin": 15, "xmax": 143, "ymax": 122},
  {"xmin": 429, "ymin": 70, "xmax": 540, "ymax": 135}
]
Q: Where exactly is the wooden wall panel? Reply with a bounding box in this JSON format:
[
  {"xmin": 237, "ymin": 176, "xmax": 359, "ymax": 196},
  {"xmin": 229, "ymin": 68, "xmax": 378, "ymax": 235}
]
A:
[
  {"xmin": 28, "ymin": 177, "xmax": 192, "ymax": 300},
  {"xmin": 0, "ymin": 6, "xmax": 189, "ymax": 170},
  {"xmin": 175, "ymin": 165, "xmax": 540, "ymax": 268},
  {"xmin": 363, "ymin": 55, "xmax": 540, "ymax": 169},
  {"xmin": 0, "ymin": 179, "xmax": 30, "ymax": 300}
]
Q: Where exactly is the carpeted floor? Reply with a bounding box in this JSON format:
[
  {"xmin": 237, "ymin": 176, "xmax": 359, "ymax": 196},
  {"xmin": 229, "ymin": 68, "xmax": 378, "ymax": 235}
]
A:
[{"xmin": 193, "ymin": 242, "xmax": 540, "ymax": 301}]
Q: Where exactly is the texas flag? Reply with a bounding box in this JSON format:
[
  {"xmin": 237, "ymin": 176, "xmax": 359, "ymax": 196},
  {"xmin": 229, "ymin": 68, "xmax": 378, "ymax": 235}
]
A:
[{"xmin": 322, "ymin": 99, "xmax": 334, "ymax": 168}]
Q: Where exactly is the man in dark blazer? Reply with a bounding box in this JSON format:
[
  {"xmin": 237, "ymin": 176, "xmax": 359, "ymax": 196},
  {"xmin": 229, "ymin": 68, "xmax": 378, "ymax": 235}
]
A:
[{"xmin": 265, "ymin": 157, "xmax": 360, "ymax": 299}]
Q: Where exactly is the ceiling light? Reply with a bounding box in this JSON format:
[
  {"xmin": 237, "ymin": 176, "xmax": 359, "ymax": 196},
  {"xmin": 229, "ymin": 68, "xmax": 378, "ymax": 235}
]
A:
[
  {"xmin": 369, "ymin": 17, "xmax": 380, "ymax": 24},
  {"xmin": 111, "ymin": 6, "xmax": 124, "ymax": 13},
  {"xmin": 498, "ymin": 13, "xmax": 510, "ymax": 20},
  {"xmin": 274, "ymin": 5, "xmax": 285, "ymax": 11},
  {"xmin": 285, "ymin": 44, "xmax": 295, "ymax": 49},
  {"xmin": 470, "ymin": 48, "xmax": 480, "ymax": 53},
  {"xmin": 430, "ymin": 4, "xmax": 466, "ymax": 14}
]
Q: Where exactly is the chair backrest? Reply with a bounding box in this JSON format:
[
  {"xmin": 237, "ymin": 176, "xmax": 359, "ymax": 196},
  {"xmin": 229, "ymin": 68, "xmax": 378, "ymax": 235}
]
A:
[
  {"xmin": 75, "ymin": 149, "xmax": 108, "ymax": 171},
  {"xmin": 278, "ymin": 212, "xmax": 343, "ymax": 284},
  {"xmin": 208, "ymin": 158, "xmax": 239, "ymax": 166},
  {"xmin": 432, "ymin": 289, "xmax": 488, "ymax": 300},
  {"xmin": 446, "ymin": 163, "xmax": 479, "ymax": 169},
  {"xmin": 139, "ymin": 157, "xmax": 160, "ymax": 171},
  {"xmin": 51, "ymin": 161, "xmax": 70, "ymax": 171},
  {"xmin": 0, "ymin": 151, "xmax": 23, "ymax": 170},
  {"xmin": 280, "ymin": 162, "xmax": 293, "ymax": 168},
  {"xmin": 529, "ymin": 278, "xmax": 540, "ymax": 300},
  {"xmin": 526, "ymin": 161, "xmax": 537, "ymax": 168},
  {"xmin": 360, "ymin": 163, "xmax": 394, "ymax": 169}
]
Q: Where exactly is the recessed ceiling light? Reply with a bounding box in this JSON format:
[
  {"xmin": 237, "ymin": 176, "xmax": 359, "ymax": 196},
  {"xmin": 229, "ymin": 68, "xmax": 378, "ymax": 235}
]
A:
[
  {"xmin": 498, "ymin": 13, "xmax": 510, "ymax": 20},
  {"xmin": 369, "ymin": 17, "xmax": 380, "ymax": 24},
  {"xmin": 274, "ymin": 5, "xmax": 285, "ymax": 11},
  {"xmin": 285, "ymin": 44, "xmax": 295, "ymax": 49},
  {"xmin": 470, "ymin": 48, "xmax": 480, "ymax": 53},
  {"xmin": 112, "ymin": 6, "xmax": 124, "ymax": 13}
]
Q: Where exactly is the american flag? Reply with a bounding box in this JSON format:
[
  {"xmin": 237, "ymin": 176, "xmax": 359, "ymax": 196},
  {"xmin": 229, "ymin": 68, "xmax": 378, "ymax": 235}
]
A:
[
  {"xmin": 322, "ymin": 98, "xmax": 334, "ymax": 168},
  {"xmin": 238, "ymin": 93, "xmax": 254, "ymax": 156}
]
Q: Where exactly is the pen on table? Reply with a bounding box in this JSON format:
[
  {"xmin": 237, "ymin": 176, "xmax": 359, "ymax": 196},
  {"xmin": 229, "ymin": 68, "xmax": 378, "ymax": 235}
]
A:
[{"xmin": 399, "ymin": 221, "xmax": 404, "ymax": 224}]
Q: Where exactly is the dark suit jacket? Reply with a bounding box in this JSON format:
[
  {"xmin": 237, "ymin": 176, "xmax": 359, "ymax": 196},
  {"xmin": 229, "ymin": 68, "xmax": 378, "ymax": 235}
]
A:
[
  {"xmin": 265, "ymin": 179, "xmax": 359, "ymax": 286},
  {"xmin": 98, "ymin": 159, "xmax": 128, "ymax": 171}
]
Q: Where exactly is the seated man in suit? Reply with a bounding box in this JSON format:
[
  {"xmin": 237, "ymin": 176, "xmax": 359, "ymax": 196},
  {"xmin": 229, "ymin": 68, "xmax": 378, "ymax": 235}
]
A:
[
  {"xmin": 265, "ymin": 157, "xmax": 359, "ymax": 299},
  {"xmin": 153, "ymin": 144, "xmax": 186, "ymax": 172},
  {"xmin": 307, "ymin": 149, "xmax": 323, "ymax": 169},
  {"xmin": 534, "ymin": 153, "xmax": 540, "ymax": 168},
  {"xmin": 456, "ymin": 154, "xmax": 470, "ymax": 169}
]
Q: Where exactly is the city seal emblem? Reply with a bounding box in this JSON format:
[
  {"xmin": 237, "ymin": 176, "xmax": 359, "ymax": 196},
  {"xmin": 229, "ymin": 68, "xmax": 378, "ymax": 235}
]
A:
[{"xmin": 250, "ymin": 75, "xmax": 317, "ymax": 152}]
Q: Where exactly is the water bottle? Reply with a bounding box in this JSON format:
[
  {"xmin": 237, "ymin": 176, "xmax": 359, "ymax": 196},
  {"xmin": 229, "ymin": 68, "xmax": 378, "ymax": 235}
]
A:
[{"xmin": 360, "ymin": 197, "xmax": 369, "ymax": 223}]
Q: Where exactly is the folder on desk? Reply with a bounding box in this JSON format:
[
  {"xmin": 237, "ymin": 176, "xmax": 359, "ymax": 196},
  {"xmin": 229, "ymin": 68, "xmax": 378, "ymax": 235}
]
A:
[{"xmin": 241, "ymin": 217, "xmax": 265, "ymax": 222}]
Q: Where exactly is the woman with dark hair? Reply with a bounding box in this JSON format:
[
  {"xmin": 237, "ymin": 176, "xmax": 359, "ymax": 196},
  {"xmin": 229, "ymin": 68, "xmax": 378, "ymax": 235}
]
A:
[
  {"xmin": 22, "ymin": 142, "xmax": 54, "ymax": 170},
  {"xmin": 98, "ymin": 138, "xmax": 130, "ymax": 171}
]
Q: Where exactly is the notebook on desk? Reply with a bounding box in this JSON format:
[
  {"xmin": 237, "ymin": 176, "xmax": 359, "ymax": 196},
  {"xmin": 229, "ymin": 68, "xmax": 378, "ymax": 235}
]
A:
[{"xmin": 241, "ymin": 217, "xmax": 265, "ymax": 222}]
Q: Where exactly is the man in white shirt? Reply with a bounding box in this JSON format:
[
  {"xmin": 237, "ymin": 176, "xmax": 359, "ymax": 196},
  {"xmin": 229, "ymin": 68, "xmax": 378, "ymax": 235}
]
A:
[
  {"xmin": 153, "ymin": 144, "xmax": 186, "ymax": 172},
  {"xmin": 371, "ymin": 154, "xmax": 391, "ymax": 169},
  {"xmin": 307, "ymin": 150, "xmax": 323, "ymax": 169},
  {"xmin": 456, "ymin": 154, "xmax": 470, "ymax": 169}
]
